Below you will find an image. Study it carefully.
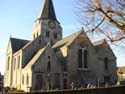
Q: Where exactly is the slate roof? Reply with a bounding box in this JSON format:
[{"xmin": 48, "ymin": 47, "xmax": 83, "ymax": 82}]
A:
[
  {"xmin": 24, "ymin": 31, "xmax": 83, "ymax": 68},
  {"xmin": 10, "ymin": 37, "xmax": 29, "ymax": 53},
  {"xmin": 40, "ymin": 0, "xmax": 57, "ymax": 21},
  {"xmin": 24, "ymin": 44, "xmax": 49, "ymax": 69},
  {"xmin": 53, "ymin": 31, "xmax": 83, "ymax": 49},
  {"xmin": 117, "ymin": 67, "xmax": 125, "ymax": 74}
]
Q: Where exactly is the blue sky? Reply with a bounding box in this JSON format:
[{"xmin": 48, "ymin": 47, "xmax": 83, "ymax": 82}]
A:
[{"xmin": 0, "ymin": 0, "xmax": 124, "ymax": 74}]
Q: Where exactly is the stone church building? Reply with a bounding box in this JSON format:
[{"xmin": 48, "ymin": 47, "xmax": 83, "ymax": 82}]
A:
[{"xmin": 4, "ymin": 0, "xmax": 117, "ymax": 92}]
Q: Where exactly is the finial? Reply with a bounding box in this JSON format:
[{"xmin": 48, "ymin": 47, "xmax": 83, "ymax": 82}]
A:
[
  {"xmin": 10, "ymin": 35, "xmax": 12, "ymax": 38},
  {"xmin": 81, "ymin": 27, "xmax": 84, "ymax": 31}
]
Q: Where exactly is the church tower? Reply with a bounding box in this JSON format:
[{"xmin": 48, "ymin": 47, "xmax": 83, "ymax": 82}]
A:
[{"xmin": 32, "ymin": 0, "xmax": 62, "ymax": 45}]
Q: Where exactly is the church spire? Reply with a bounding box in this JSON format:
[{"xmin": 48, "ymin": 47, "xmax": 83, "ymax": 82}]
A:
[
  {"xmin": 40, "ymin": 0, "xmax": 57, "ymax": 21},
  {"xmin": 32, "ymin": 0, "xmax": 62, "ymax": 42}
]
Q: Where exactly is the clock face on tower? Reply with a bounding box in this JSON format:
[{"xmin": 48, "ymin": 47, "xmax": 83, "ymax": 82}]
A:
[{"xmin": 48, "ymin": 21, "xmax": 56, "ymax": 29}]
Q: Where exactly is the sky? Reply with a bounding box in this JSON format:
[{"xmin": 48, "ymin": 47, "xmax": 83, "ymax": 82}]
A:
[{"xmin": 0, "ymin": 0, "xmax": 125, "ymax": 74}]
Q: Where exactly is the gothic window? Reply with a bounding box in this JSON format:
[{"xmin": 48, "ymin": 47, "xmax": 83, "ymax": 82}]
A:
[
  {"xmin": 33, "ymin": 34, "xmax": 35, "ymax": 39},
  {"xmin": 22, "ymin": 75, "xmax": 24, "ymax": 85},
  {"xmin": 7, "ymin": 56, "xmax": 10, "ymax": 70},
  {"xmin": 84, "ymin": 50, "xmax": 88, "ymax": 68},
  {"xmin": 51, "ymin": 40, "xmax": 53, "ymax": 45},
  {"xmin": 26, "ymin": 73, "xmax": 29, "ymax": 85},
  {"xmin": 104, "ymin": 57, "xmax": 108, "ymax": 70},
  {"xmin": 78, "ymin": 49, "xmax": 82, "ymax": 68},
  {"xmin": 48, "ymin": 56, "xmax": 50, "ymax": 59},
  {"xmin": 37, "ymin": 32, "xmax": 39, "ymax": 38},
  {"xmin": 39, "ymin": 39, "xmax": 41, "ymax": 44},
  {"xmin": 62, "ymin": 63, "xmax": 67, "ymax": 72},
  {"xmin": 14, "ymin": 58, "xmax": 16, "ymax": 70},
  {"xmin": 46, "ymin": 31, "xmax": 50, "ymax": 37},
  {"xmin": 47, "ymin": 61, "xmax": 51, "ymax": 72},
  {"xmin": 54, "ymin": 32, "xmax": 57, "ymax": 39},
  {"xmin": 18, "ymin": 56, "xmax": 20, "ymax": 69}
]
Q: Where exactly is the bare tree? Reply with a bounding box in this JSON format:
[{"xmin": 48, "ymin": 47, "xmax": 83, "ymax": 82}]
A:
[{"xmin": 76, "ymin": 0, "xmax": 125, "ymax": 42}]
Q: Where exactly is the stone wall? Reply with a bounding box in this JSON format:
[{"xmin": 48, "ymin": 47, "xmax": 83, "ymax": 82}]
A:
[{"xmin": 67, "ymin": 33, "xmax": 99, "ymax": 87}]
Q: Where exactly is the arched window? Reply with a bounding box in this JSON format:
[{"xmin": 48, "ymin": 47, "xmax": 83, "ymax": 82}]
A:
[
  {"xmin": 51, "ymin": 40, "xmax": 53, "ymax": 45},
  {"xmin": 47, "ymin": 61, "xmax": 51, "ymax": 72},
  {"xmin": 26, "ymin": 73, "xmax": 29, "ymax": 85},
  {"xmin": 37, "ymin": 32, "xmax": 39, "ymax": 38},
  {"xmin": 63, "ymin": 63, "xmax": 67, "ymax": 72},
  {"xmin": 22, "ymin": 75, "xmax": 24, "ymax": 85},
  {"xmin": 54, "ymin": 32, "xmax": 57, "ymax": 39},
  {"xmin": 78, "ymin": 49, "xmax": 83, "ymax": 68},
  {"xmin": 46, "ymin": 31, "xmax": 50, "ymax": 37},
  {"xmin": 14, "ymin": 58, "xmax": 16, "ymax": 70},
  {"xmin": 84, "ymin": 50, "xmax": 88, "ymax": 68},
  {"xmin": 104, "ymin": 57, "xmax": 108, "ymax": 70},
  {"xmin": 39, "ymin": 39, "xmax": 41, "ymax": 44},
  {"xmin": 7, "ymin": 56, "xmax": 10, "ymax": 70},
  {"xmin": 18, "ymin": 56, "xmax": 20, "ymax": 69},
  {"xmin": 48, "ymin": 56, "xmax": 50, "ymax": 59},
  {"xmin": 33, "ymin": 34, "xmax": 35, "ymax": 39}
]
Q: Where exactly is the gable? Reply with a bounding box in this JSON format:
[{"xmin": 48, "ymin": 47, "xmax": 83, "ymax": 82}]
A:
[
  {"xmin": 21, "ymin": 35, "xmax": 46, "ymax": 67},
  {"xmin": 53, "ymin": 30, "xmax": 94, "ymax": 58},
  {"xmin": 53, "ymin": 31, "xmax": 82, "ymax": 49},
  {"xmin": 104, "ymin": 44, "xmax": 116, "ymax": 59},
  {"xmin": 24, "ymin": 44, "xmax": 54, "ymax": 69},
  {"xmin": 53, "ymin": 30, "xmax": 91, "ymax": 51},
  {"xmin": 94, "ymin": 39, "xmax": 116, "ymax": 59},
  {"xmin": 30, "ymin": 44, "xmax": 61, "ymax": 73},
  {"xmin": 76, "ymin": 31, "xmax": 94, "ymax": 47}
]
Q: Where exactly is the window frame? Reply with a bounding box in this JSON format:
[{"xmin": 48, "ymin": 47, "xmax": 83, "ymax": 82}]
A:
[
  {"xmin": 26, "ymin": 73, "xmax": 29, "ymax": 85},
  {"xmin": 14, "ymin": 58, "xmax": 16, "ymax": 70},
  {"xmin": 22, "ymin": 75, "xmax": 24, "ymax": 85},
  {"xmin": 7, "ymin": 56, "xmax": 10, "ymax": 70},
  {"xmin": 78, "ymin": 49, "xmax": 83, "ymax": 68},
  {"xmin": 46, "ymin": 31, "xmax": 50, "ymax": 38},
  {"xmin": 104, "ymin": 57, "xmax": 108, "ymax": 70},
  {"xmin": 47, "ymin": 61, "xmax": 51, "ymax": 72},
  {"xmin": 54, "ymin": 32, "xmax": 58, "ymax": 39},
  {"xmin": 83, "ymin": 50, "xmax": 88, "ymax": 69},
  {"xmin": 18, "ymin": 56, "xmax": 20, "ymax": 69}
]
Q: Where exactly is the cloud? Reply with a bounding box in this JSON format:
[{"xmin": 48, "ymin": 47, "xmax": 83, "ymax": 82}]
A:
[{"xmin": 62, "ymin": 23, "xmax": 82, "ymax": 37}]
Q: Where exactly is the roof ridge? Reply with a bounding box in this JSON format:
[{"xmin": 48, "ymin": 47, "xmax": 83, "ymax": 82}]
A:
[
  {"xmin": 53, "ymin": 31, "xmax": 83, "ymax": 48},
  {"xmin": 10, "ymin": 37, "xmax": 30, "ymax": 53},
  {"xmin": 10, "ymin": 37, "xmax": 30, "ymax": 42}
]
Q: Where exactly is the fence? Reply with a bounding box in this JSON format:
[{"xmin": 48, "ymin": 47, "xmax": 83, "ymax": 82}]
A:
[{"xmin": 2, "ymin": 85, "xmax": 125, "ymax": 94}]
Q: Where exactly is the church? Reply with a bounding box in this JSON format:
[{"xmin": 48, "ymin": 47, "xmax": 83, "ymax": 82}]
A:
[{"xmin": 4, "ymin": 0, "xmax": 117, "ymax": 92}]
